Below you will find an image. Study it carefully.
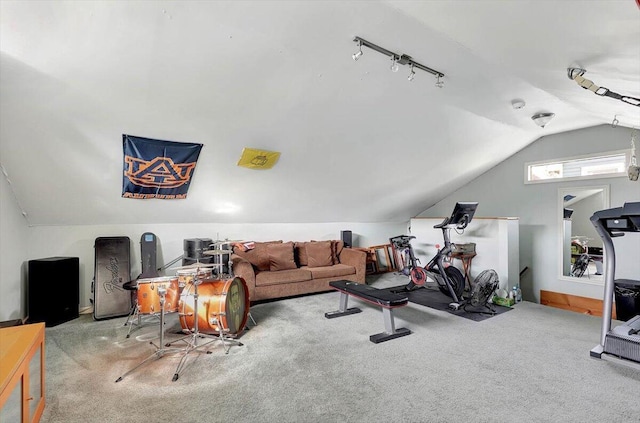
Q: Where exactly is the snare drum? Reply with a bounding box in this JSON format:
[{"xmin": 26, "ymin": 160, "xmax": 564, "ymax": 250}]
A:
[
  {"xmin": 176, "ymin": 268, "xmax": 213, "ymax": 289},
  {"xmin": 137, "ymin": 276, "xmax": 179, "ymax": 314},
  {"xmin": 179, "ymin": 277, "xmax": 249, "ymax": 336}
]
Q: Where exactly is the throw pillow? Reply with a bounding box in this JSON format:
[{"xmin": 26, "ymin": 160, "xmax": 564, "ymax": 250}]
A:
[
  {"xmin": 332, "ymin": 240, "xmax": 344, "ymax": 264},
  {"xmin": 234, "ymin": 241, "xmax": 283, "ymax": 271},
  {"xmin": 268, "ymin": 242, "xmax": 297, "ymax": 271},
  {"xmin": 306, "ymin": 241, "xmax": 333, "ymax": 267},
  {"xmin": 294, "ymin": 242, "xmax": 309, "ymax": 266}
]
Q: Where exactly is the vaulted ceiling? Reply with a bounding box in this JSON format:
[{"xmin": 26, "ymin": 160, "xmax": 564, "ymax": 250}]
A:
[{"xmin": 1, "ymin": 1, "xmax": 639, "ymax": 225}]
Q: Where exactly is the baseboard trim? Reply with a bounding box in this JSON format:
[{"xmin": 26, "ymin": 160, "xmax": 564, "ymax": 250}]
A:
[{"xmin": 540, "ymin": 290, "xmax": 616, "ymax": 319}]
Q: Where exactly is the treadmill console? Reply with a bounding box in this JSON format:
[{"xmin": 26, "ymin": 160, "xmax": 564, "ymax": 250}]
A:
[
  {"xmin": 592, "ymin": 201, "xmax": 640, "ymax": 234},
  {"xmin": 606, "ymin": 218, "xmax": 630, "ymax": 230}
]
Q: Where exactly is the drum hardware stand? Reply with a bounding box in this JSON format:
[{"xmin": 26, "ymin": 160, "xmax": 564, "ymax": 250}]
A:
[
  {"xmin": 124, "ymin": 302, "xmax": 165, "ymax": 338},
  {"xmin": 204, "ymin": 313, "xmax": 245, "ymax": 354},
  {"xmin": 115, "ymin": 287, "xmax": 184, "ymax": 383},
  {"xmin": 123, "ymin": 280, "xmax": 164, "ymax": 338},
  {"xmin": 158, "ymin": 254, "xmax": 184, "ymax": 273},
  {"xmin": 248, "ymin": 312, "xmax": 257, "ymax": 327},
  {"xmin": 124, "ymin": 302, "xmax": 142, "ymax": 338},
  {"xmin": 166, "ymin": 269, "xmax": 243, "ymax": 382}
]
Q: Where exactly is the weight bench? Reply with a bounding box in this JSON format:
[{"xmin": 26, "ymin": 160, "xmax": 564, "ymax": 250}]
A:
[{"xmin": 325, "ymin": 280, "xmax": 411, "ymax": 343}]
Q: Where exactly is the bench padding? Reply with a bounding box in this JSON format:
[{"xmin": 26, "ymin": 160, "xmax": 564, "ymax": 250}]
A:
[{"xmin": 329, "ymin": 280, "xmax": 408, "ymax": 308}]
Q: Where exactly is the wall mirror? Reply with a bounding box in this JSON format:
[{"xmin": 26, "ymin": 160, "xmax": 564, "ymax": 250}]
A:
[{"xmin": 558, "ymin": 185, "xmax": 609, "ymax": 281}]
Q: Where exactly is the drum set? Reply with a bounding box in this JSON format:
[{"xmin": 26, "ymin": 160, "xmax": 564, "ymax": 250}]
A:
[{"xmin": 116, "ymin": 241, "xmax": 251, "ymax": 383}]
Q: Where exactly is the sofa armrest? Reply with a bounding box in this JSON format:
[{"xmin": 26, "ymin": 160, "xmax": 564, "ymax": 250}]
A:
[
  {"xmin": 231, "ymin": 254, "xmax": 257, "ymax": 301},
  {"xmin": 338, "ymin": 248, "xmax": 366, "ymax": 284}
]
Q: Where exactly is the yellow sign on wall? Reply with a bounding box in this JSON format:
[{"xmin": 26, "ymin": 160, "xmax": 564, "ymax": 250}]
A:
[{"xmin": 237, "ymin": 148, "xmax": 281, "ymax": 170}]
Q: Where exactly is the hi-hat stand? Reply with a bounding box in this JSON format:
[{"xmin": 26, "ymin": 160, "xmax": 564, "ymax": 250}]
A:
[
  {"xmin": 115, "ymin": 287, "xmax": 184, "ymax": 382},
  {"xmin": 167, "ymin": 267, "xmax": 243, "ymax": 382}
]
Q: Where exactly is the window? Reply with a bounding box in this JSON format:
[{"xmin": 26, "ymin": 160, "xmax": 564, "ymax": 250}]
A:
[{"xmin": 525, "ymin": 150, "xmax": 629, "ymax": 183}]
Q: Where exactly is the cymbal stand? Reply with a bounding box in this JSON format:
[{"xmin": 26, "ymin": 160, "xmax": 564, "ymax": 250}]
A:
[
  {"xmin": 115, "ymin": 287, "xmax": 184, "ymax": 383},
  {"xmin": 167, "ymin": 271, "xmax": 226, "ymax": 382}
]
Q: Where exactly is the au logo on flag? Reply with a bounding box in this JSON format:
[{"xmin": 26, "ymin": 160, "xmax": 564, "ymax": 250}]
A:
[{"xmin": 122, "ymin": 134, "xmax": 203, "ymax": 199}]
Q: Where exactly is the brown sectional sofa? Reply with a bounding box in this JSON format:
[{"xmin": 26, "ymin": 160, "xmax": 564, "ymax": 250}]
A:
[{"xmin": 231, "ymin": 240, "xmax": 366, "ymax": 302}]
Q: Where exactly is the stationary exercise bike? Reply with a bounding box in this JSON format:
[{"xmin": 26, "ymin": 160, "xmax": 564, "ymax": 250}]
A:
[{"xmin": 390, "ymin": 202, "xmax": 479, "ymax": 310}]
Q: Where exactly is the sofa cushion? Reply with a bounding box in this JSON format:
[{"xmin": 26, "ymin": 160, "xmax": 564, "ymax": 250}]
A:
[
  {"xmin": 305, "ymin": 263, "xmax": 356, "ymax": 279},
  {"xmin": 294, "ymin": 241, "xmax": 309, "ymax": 266},
  {"xmin": 306, "ymin": 241, "xmax": 333, "ymax": 267},
  {"xmin": 268, "ymin": 242, "xmax": 297, "ymax": 271},
  {"xmin": 332, "ymin": 240, "xmax": 344, "ymax": 264},
  {"xmin": 234, "ymin": 241, "xmax": 282, "ymax": 271},
  {"xmin": 255, "ymin": 268, "xmax": 312, "ymax": 286}
]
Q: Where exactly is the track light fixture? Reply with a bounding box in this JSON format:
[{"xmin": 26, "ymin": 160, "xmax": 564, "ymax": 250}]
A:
[
  {"xmin": 352, "ymin": 40, "xmax": 363, "ymax": 61},
  {"xmin": 408, "ymin": 64, "xmax": 415, "ymax": 81},
  {"xmin": 353, "ymin": 36, "xmax": 445, "ymax": 84},
  {"xmin": 390, "ymin": 56, "xmax": 399, "ymax": 72}
]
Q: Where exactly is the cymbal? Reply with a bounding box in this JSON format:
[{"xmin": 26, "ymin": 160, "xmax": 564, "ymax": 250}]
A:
[
  {"xmin": 173, "ymin": 262, "xmax": 217, "ymax": 270},
  {"xmin": 203, "ymin": 249, "xmax": 232, "ymax": 255}
]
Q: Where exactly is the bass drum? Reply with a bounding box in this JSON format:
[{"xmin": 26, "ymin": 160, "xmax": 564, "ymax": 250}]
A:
[{"xmin": 179, "ymin": 277, "xmax": 249, "ymax": 336}]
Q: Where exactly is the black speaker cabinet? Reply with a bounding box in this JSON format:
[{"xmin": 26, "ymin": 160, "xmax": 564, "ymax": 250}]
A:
[
  {"xmin": 28, "ymin": 257, "xmax": 79, "ymax": 327},
  {"xmin": 341, "ymin": 230, "xmax": 353, "ymax": 248}
]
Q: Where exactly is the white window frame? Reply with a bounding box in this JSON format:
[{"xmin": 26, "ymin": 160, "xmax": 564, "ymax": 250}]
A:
[{"xmin": 524, "ymin": 149, "xmax": 630, "ymax": 184}]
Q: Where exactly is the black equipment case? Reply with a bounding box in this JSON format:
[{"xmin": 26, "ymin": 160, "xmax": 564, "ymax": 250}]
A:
[{"xmin": 93, "ymin": 237, "xmax": 132, "ymax": 320}]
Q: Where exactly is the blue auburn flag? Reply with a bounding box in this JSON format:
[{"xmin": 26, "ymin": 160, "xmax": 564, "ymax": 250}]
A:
[{"xmin": 122, "ymin": 134, "xmax": 203, "ymax": 199}]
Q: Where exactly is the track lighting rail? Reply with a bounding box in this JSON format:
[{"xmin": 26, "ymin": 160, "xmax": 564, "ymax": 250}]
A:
[{"xmin": 353, "ymin": 36, "xmax": 444, "ymax": 79}]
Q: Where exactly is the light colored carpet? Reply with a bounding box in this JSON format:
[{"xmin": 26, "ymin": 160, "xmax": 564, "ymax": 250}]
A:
[{"xmin": 40, "ymin": 273, "xmax": 639, "ymax": 423}]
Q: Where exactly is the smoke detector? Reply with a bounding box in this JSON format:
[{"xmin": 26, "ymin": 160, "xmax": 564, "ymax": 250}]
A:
[{"xmin": 511, "ymin": 99, "xmax": 526, "ymax": 109}]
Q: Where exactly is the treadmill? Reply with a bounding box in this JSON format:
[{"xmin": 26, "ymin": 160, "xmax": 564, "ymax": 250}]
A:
[{"xmin": 589, "ymin": 201, "xmax": 640, "ymax": 370}]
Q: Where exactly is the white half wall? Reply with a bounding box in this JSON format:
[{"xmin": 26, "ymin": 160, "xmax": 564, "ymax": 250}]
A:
[
  {"xmin": 0, "ymin": 169, "xmax": 29, "ymax": 321},
  {"xmin": 27, "ymin": 221, "xmax": 407, "ymax": 310},
  {"xmin": 418, "ymin": 125, "xmax": 640, "ymax": 303}
]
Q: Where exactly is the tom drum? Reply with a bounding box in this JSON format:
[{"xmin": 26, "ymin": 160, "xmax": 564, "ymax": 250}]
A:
[
  {"xmin": 176, "ymin": 268, "xmax": 213, "ymax": 290},
  {"xmin": 137, "ymin": 276, "xmax": 179, "ymax": 314},
  {"xmin": 179, "ymin": 277, "xmax": 249, "ymax": 336}
]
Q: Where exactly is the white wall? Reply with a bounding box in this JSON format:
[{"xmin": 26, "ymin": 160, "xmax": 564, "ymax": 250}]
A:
[
  {"xmin": 418, "ymin": 125, "xmax": 640, "ymax": 302},
  {"xmin": 0, "ymin": 170, "xmax": 29, "ymax": 321},
  {"xmin": 27, "ymin": 222, "xmax": 407, "ymax": 310}
]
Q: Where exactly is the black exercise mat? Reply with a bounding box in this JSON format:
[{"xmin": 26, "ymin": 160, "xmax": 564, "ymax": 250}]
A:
[{"xmin": 381, "ymin": 285, "xmax": 512, "ymax": 322}]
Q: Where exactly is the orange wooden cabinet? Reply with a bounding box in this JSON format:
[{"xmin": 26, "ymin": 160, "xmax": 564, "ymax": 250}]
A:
[{"xmin": 0, "ymin": 323, "xmax": 45, "ymax": 423}]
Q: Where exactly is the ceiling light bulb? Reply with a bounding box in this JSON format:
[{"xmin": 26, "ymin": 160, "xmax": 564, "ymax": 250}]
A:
[
  {"xmin": 352, "ymin": 42, "xmax": 363, "ymax": 61},
  {"xmin": 435, "ymin": 75, "xmax": 444, "ymax": 88},
  {"xmin": 390, "ymin": 56, "xmax": 399, "ymax": 72},
  {"xmin": 408, "ymin": 65, "xmax": 415, "ymax": 81}
]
